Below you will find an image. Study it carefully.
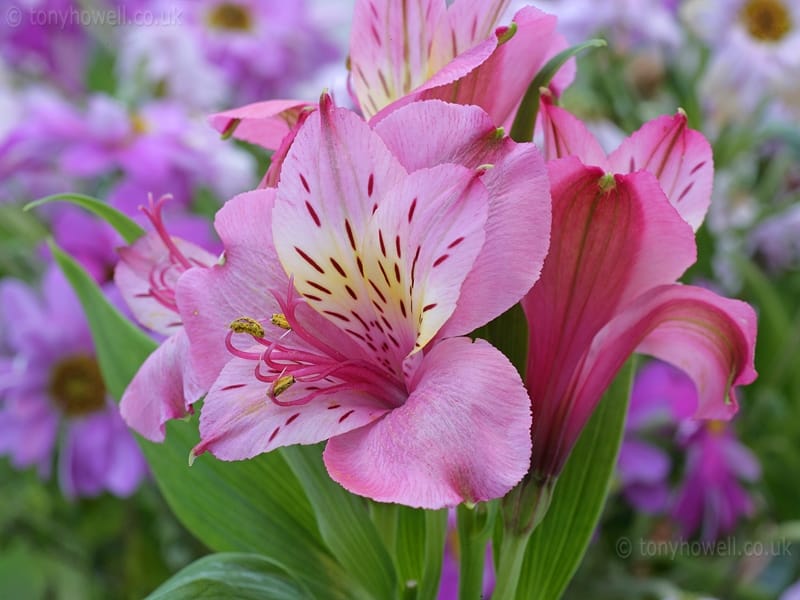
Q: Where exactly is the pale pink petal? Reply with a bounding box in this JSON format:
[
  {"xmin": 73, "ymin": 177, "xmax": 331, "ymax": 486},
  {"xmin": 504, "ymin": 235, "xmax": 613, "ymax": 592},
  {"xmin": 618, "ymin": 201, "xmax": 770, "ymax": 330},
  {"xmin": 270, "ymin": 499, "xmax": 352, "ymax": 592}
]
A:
[
  {"xmin": 120, "ymin": 331, "xmax": 195, "ymax": 442},
  {"xmin": 115, "ymin": 232, "xmax": 216, "ymax": 336},
  {"xmin": 523, "ymin": 160, "xmax": 696, "ymax": 475},
  {"xmin": 272, "ymin": 98, "xmax": 411, "ymax": 355},
  {"xmin": 369, "ymin": 37, "xmax": 498, "ymax": 124},
  {"xmin": 195, "ymin": 347, "xmax": 391, "ymax": 461},
  {"xmin": 207, "ymin": 99, "xmax": 313, "ymax": 149},
  {"xmin": 349, "ymin": 0, "xmax": 446, "ymax": 118},
  {"xmin": 363, "ymin": 164, "xmax": 489, "ymax": 353},
  {"xmin": 176, "ymin": 189, "xmax": 286, "ymax": 389},
  {"xmin": 324, "ymin": 337, "xmax": 532, "ymax": 508},
  {"xmin": 562, "ymin": 284, "xmax": 757, "ymax": 461},
  {"xmin": 539, "ymin": 97, "xmax": 609, "ymax": 166},
  {"xmin": 374, "ymin": 100, "xmax": 551, "ymax": 337},
  {"xmin": 608, "ymin": 112, "xmax": 713, "ymax": 231}
]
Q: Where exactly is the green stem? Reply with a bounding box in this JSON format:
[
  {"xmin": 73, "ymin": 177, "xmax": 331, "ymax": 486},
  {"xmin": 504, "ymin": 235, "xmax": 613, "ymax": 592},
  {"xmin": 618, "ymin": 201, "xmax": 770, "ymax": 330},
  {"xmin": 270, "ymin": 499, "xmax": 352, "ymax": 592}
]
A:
[
  {"xmin": 491, "ymin": 530, "xmax": 532, "ymax": 600},
  {"xmin": 456, "ymin": 504, "xmax": 493, "ymax": 600}
]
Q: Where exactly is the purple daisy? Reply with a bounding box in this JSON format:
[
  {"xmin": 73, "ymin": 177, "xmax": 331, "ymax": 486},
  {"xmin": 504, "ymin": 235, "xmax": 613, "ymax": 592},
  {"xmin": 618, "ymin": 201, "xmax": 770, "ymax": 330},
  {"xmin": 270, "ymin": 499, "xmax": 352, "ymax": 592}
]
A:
[{"xmin": 0, "ymin": 266, "xmax": 148, "ymax": 498}]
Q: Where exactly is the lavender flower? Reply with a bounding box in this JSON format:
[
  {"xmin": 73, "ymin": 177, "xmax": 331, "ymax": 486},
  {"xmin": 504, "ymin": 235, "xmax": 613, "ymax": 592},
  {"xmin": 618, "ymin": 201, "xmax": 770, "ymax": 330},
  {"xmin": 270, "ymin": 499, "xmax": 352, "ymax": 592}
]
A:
[
  {"xmin": 117, "ymin": 0, "xmax": 341, "ymax": 108},
  {"xmin": 0, "ymin": 267, "xmax": 148, "ymax": 498},
  {"xmin": 618, "ymin": 361, "xmax": 696, "ymax": 514},
  {"xmin": 0, "ymin": 0, "xmax": 89, "ymax": 93},
  {"xmin": 672, "ymin": 420, "xmax": 760, "ymax": 541}
]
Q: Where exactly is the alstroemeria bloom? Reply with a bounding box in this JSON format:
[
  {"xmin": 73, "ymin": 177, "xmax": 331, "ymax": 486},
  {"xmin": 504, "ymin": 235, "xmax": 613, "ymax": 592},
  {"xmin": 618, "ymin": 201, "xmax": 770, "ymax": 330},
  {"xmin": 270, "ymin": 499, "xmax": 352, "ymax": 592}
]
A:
[
  {"xmin": 115, "ymin": 196, "xmax": 217, "ymax": 441},
  {"xmin": 539, "ymin": 96, "xmax": 714, "ymax": 231},
  {"xmin": 349, "ymin": 0, "xmax": 574, "ymax": 124},
  {"xmin": 177, "ymin": 97, "xmax": 551, "ymax": 507},
  {"xmin": 523, "ymin": 127, "xmax": 757, "ymax": 478},
  {"xmin": 207, "ymin": 1, "xmax": 574, "ymax": 187}
]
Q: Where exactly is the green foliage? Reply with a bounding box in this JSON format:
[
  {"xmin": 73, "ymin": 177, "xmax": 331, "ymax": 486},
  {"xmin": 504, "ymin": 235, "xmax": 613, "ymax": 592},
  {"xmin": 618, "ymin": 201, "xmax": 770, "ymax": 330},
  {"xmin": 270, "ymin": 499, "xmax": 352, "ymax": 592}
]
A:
[{"xmin": 146, "ymin": 553, "xmax": 314, "ymax": 600}]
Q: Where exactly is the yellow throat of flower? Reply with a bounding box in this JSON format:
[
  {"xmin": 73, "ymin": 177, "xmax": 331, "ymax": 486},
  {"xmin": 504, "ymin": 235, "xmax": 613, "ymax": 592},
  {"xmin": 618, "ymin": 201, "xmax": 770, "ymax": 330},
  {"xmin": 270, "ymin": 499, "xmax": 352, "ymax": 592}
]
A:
[
  {"xmin": 48, "ymin": 355, "xmax": 107, "ymax": 417},
  {"xmin": 740, "ymin": 0, "xmax": 792, "ymax": 42},
  {"xmin": 207, "ymin": 2, "xmax": 253, "ymax": 32}
]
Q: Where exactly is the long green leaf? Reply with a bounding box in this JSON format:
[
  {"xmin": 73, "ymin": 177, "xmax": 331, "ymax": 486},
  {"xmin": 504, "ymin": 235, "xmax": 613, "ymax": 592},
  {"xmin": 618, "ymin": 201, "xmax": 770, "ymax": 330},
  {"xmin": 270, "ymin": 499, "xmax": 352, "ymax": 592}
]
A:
[
  {"xmin": 515, "ymin": 360, "xmax": 635, "ymax": 599},
  {"xmin": 282, "ymin": 446, "xmax": 398, "ymax": 600},
  {"xmin": 51, "ymin": 244, "xmax": 349, "ymax": 599},
  {"xmin": 27, "ymin": 193, "xmax": 145, "ymax": 244},
  {"xmin": 146, "ymin": 553, "xmax": 313, "ymax": 600},
  {"xmin": 510, "ymin": 39, "xmax": 607, "ymax": 143}
]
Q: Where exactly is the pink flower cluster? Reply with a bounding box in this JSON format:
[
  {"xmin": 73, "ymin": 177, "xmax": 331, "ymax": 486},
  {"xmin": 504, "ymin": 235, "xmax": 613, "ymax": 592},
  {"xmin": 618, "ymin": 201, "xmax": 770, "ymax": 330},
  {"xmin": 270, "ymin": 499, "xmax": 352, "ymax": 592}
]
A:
[{"xmin": 115, "ymin": 0, "xmax": 757, "ymax": 509}]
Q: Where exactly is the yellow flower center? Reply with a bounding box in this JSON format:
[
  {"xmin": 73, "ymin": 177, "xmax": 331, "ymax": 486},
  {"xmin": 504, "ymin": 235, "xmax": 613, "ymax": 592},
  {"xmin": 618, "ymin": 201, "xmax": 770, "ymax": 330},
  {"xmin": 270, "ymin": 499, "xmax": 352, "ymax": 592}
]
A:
[
  {"xmin": 49, "ymin": 355, "xmax": 106, "ymax": 417},
  {"xmin": 207, "ymin": 3, "xmax": 253, "ymax": 32},
  {"xmin": 740, "ymin": 0, "xmax": 792, "ymax": 42}
]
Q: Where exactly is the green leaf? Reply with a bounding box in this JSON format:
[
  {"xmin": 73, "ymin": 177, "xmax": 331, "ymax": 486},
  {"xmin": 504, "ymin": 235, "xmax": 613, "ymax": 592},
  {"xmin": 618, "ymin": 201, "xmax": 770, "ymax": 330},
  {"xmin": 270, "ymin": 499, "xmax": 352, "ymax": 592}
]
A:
[
  {"xmin": 515, "ymin": 359, "xmax": 635, "ymax": 599},
  {"xmin": 282, "ymin": 446, "xmax": 398, "ymax": 600},
  {"xmin": 26, "ymin": 193, "xmax": 145, "ymax": 244},
  {"xmin": 146, "ymin": 553, "xmax": 313, "ymax": 600},
  {"xmin": 370, "ymin": 505, "xmax": 448, "ymax": 600},
  {"xmin": 510, "ymin": 39, "xmax": 607, "ymax": 143},
  {"xmin": 51, "ymin": 244, "xmax": 350, "ymax": 599}
]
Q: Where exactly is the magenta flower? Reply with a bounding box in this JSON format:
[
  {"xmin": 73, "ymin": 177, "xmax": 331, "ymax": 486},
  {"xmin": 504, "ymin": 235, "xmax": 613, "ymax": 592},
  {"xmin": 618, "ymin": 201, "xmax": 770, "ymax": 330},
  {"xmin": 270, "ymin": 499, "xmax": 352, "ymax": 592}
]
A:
[
  {"xmin": 115, "ymin": 196, "xmax": 217, "ymax": 441},
  {"xmin": 0, "ymin": 267, "xmax": 148, "ymax": 498},
  {"xmin": 175, "ymin": 97, "xmax": 551, "ymax": 507},
  {"xmin": 672, "ymin": 419, "xmax": 760, "ymax": 541},
  {"xmin": 522, "ymin": 105, "xmax": 757, "ymax": 480},
  {"xmin": 349, "ymin": 0, "xmax": 574, "ymax": 124}
]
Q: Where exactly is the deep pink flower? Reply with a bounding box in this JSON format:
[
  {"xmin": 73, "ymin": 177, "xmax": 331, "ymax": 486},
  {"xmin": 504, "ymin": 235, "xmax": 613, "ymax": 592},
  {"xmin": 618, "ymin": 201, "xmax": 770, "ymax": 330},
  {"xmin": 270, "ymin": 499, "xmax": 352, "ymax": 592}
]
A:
[
  {"xmin": 522, "ymin": 109, "xmax": 757, "ymax": 478},
  {"xmin": 114, "ymin": 196, "xmax": 217, "ymax": 441},
  {"xmin": 176, "ymin": 97, "xmax": 551, "ymax": 507}
]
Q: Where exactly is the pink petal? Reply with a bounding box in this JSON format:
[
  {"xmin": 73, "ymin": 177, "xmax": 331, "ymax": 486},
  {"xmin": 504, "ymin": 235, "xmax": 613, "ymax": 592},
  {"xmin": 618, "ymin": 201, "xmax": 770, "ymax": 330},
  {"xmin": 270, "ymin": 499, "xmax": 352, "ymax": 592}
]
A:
[
  {"xmin": 523, "ymin": 160, "xmax": 696, "ymax": 475},
  {"xmin": 539, "ymin": 97, "xmax": 609, "ymax": 166},
  {"xmin": 207, "ymin": 99, "xmax": 313, "ymax": 149},
  {"xmin": 324, "ymin": 337, "xmax": 531, "ymax": 508},
  {"xmin": 195, "ymin": 346, "xmax": 391, "ymax": 461},
  {"xmin": 422, "ymin": 6, "xmax": 564, "ymax": 127},
  {"xmin": 115, "ymin": 232, "xmax": 216, "ymax": 336},
  {"xmin": 374, "ymin": 100, "xmax": 551, "ymax": 337},
  {"xmin": 349, "ymin": 0, "xmax": 446, "ymax": 118},
  {"xmin": 609, "ymin": 112, "xmax": 713, "ymax": 231},
  {"xmin": 120, "ymin": 330, "xmax": 197, "ymax": 442},
  {"xmin": 176, "ymin": 189, "xmax": 287, "ymax": 389},
  {"xmin": 562, "ymin": 284, "xmax": 757, "ymax": 461}
]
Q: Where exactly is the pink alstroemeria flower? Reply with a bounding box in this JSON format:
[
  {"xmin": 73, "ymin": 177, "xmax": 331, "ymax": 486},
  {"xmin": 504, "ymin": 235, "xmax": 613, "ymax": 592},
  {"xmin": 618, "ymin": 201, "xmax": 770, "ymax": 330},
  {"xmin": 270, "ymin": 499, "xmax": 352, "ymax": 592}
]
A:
[
  {"xmin": 207, "ymin": 1, "xmax": 574, "ymax": 188},
  {"xmin": 177, "ymin": 97, "xmax": 551, "ymax": 508},
  {"xmin": 114, "ymin": 196, "xmax": 217, "ymax": 441},
  {"xmin": 522, "ymin": 109, "xmax": 757, "ymax": 479},
  {"xmin": 349, "ymin": 0, "xmax": 574, "ymax": 124}
]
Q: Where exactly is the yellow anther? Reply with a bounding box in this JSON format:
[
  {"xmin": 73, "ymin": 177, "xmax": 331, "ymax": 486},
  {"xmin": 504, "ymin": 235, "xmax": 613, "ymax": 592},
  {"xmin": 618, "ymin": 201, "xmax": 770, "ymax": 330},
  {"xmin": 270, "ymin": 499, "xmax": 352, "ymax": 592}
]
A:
[
  {"xmin": 229, "ymin": 316, "xmax": 265, "ymax": 337},
  {"xmin": 271, "ymin": 313, "xmax": 291, "ymax": 330},
  {"xmin": 271, "ymin": 375, "xmax": 295, "ymax": 397}
]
